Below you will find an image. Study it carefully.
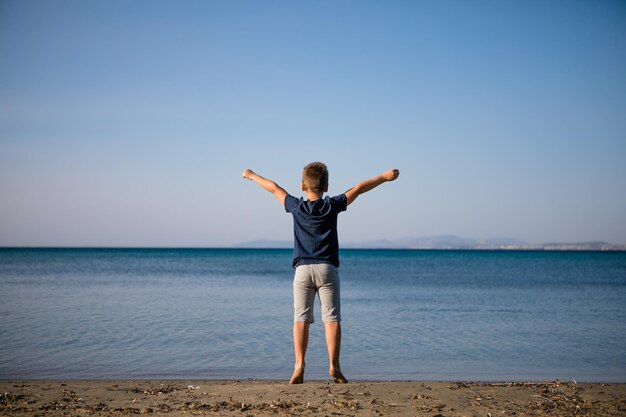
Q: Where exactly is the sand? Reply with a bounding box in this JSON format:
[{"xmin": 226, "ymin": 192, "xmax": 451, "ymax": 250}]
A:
[{"xmin": 1, "ymin": 379, "xmax": 625, "ymax": 416}]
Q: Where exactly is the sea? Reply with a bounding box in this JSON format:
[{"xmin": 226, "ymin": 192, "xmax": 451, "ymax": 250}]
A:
[{"xmin": 1, "ymin": 248, "xmax": 625, "ymax": 382}]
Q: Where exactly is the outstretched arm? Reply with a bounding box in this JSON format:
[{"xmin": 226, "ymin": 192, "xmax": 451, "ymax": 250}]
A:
[
  {"xmin": 344, "ymin": 169, "xmax": 399, "ymax": 206},
  {"xmin": 241, "ymin": 169, "xmax": 288, "ymax": 206}
]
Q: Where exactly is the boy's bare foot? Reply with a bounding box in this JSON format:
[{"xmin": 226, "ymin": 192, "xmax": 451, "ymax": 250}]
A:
[
  {"xmin": 289, "ymin": 368, "xmax": 304, "ymax": 384},
  {"xmin": 329, "ymin": 369, "xmax": 348, "ymax": 383}
]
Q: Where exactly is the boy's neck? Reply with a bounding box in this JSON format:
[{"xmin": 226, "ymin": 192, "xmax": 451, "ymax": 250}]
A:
[{"xmin": 306, "ymin": 191, "xmax": 324, "ymax": 201}]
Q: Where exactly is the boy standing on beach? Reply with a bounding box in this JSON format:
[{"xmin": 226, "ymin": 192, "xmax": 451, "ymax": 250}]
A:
[{"xmin": 242, "ymin": 163, "xmax": 399, "ymax": 384}]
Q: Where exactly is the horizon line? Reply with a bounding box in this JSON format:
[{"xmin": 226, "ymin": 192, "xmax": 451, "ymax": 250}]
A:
[{"xmin": 1, "ymin": 245, "xmax": 625, "ymax": 252}]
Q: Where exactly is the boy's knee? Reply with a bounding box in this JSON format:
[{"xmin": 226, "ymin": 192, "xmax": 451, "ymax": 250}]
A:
[
  {"xmin": 294, "ymin": 310, "xmax": 315, "ymax": 323},
  {"xmin": 321, "ymin": 306, "xmax": 341, "ymax": 322}
]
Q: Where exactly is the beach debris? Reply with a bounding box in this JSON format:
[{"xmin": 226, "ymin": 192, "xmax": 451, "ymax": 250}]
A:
[
  {"xmin": 330, "ymin": 398, "xmax": 360, "ymax": 411},
  {"xmin": 413, "ymin": 402, "xmax": 446, "ymax": 413},
  {"xmin": 532, "ymin": 394, "xmax": 559, "ymax": 406},
  {"xmin": 528, "ymin": 380, "xmax": 590, "ymax": 415},
  {"xmin": 156, "ymin": 403, "xmax": 173, "ymax": 413},
  {"xmin": 93, "ymin": 401, "xmax": 109, "ymax": 411},
  {"xmin": 125, "ymin": 384, "xmax": 182, "ymax": 395},
  {"xmin": 3, "ymin": 380, "xmax": 626, "ymax": 417},
  {"xmin": 0, "ymin": 392, "xmax": 33, "ymax": 413},
  {"xmin": 182, "ymin": 398, "xmax": 311, "ymax": 413},
  {"xmin": 1, "ymin": 392, "xmax": 20, "ymax": 405}
]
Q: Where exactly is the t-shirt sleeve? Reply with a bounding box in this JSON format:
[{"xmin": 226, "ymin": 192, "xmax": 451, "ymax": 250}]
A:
[
  {"xmin": 284, "ymin": 194, "xmax": 300, "ymax": 213},
  {"xmin": 331, "ymin": 194, "xmax": 348, "ymax": 213}
]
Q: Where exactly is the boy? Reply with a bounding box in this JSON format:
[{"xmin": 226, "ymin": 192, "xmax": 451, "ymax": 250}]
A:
[{"xmin": 242, "ymin": 162, "xmax": 399, "ymax": 384}]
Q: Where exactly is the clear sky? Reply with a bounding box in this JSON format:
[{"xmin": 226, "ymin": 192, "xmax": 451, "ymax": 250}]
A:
[{"xmin": 1, "ymin": 0, "xmax": 625, "ymax": 247}]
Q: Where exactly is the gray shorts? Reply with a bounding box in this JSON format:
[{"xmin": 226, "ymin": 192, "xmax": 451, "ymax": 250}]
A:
[{"xmin": 293, "ymin": 263, "xmax": 341, "ymax": 323}]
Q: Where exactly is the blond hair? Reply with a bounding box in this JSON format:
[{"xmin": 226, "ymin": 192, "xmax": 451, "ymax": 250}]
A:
[{"xmin": 302, "ymin": 162, "xmax": 328, "ymax": 193}]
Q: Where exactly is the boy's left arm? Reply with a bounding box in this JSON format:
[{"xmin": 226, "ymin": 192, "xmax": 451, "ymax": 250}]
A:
[
  {"xmin": 344, "ymin": 169, "xmax": 399, "ymax": 206},
  {"xmin": 242, "ymin": 169, "xmax": 288, "ymax": 206}
]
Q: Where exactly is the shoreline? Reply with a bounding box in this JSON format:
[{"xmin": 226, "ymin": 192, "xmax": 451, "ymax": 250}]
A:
[{"xmin": 2, "ymin": 380, "xmax": 625, "ymax": 416}]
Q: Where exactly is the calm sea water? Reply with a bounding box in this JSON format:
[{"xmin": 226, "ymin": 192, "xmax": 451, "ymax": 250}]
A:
[{"xmin": 1, "ymin": 248, "xmax": 625, "ymax": 382}]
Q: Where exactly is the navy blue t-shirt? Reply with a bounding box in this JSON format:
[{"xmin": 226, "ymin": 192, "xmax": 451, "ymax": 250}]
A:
[{"xmin": 284, "ymin": 194, "xmax": 348, "ymax": 268}]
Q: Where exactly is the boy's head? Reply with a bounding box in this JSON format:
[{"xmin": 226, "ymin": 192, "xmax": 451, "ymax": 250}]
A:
[{"xmin": 302, "ymin": 162, "xmax": 328, "ymax": 193}]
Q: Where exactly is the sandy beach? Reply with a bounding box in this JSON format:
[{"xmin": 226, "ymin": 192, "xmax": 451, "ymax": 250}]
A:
[{"xmin": 1, "ymin": 379, "xmax": 624, "ymax": 417}]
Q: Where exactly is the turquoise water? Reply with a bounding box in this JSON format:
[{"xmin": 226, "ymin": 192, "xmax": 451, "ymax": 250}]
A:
[{"xmin": 1, "ymin": 248, "xmax": 625, "ymax": 382}]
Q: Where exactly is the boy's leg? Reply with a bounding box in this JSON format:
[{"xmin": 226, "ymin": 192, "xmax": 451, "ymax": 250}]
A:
[
  {"xmin": 316, "ymin": 264, "xmax": 348, "ymax": 383},
  {"xmin": 292, "ymin": 265, "xmax": 315, "ymax": 384},
  {"xmin": 290, "ymin": 322, "xmax": 310, "ymax": 384},
  {"xmin": 324, "ymin": 321, "xmax": 347, "ymax": 383}
]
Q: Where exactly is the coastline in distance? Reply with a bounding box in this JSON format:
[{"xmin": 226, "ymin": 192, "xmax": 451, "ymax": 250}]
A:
[{"xmin": 233, "ymin": 235, "xmax": 626, "ymax": 251}]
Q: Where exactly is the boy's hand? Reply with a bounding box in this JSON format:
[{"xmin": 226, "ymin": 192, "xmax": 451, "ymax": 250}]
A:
[
  {"xmin": 241, "ymin": 168, "xmax": 287, "ymax": 207},
  {"xmin": 242, "ymin": 169, "xmax": 254, "ymax": 180},
  {"xmin": 383, "ymin": 169, "xmax": 400, "ymax": 181}
]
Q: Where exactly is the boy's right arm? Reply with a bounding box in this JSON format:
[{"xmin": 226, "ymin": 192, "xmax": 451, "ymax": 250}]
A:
[
  {"xmin": 344, "ymin": 169, "xmax": 399, "ymax": 206},
  {"xmin": 241, "ymin": 169, "xmax": 288, "ymax": 206}
]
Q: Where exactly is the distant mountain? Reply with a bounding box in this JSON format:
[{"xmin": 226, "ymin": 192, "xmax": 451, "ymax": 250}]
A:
[
  {"xmin": 234, "ymin": 235, "xmax": 626, "ymax": 251},
  {"xmin": 341, "ymin": 235, "xmax": 528, "ymax": 249},
  {"xmin": 232, "ymin": 239, "xmax": 292, "ymax": 248},
  {"xmin": 528, "ymin": 241, "xmax": 626, "ymax": 251}
]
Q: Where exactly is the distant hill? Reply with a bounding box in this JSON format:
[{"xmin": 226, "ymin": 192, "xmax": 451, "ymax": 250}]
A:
[
  {"xmin": 341, "ymin": 235, "xmax": 528, "ymax": 249},
  {"xmin": 234, "ymin": 235, "xmax": 626, "ymax": 251},
  {"xmin": 232, "ymin": 239, "xmax": 292, "ymax": 248},
  {"xmin": 342, "ymin": 236, "xmax": 625, "ymax": 250}
]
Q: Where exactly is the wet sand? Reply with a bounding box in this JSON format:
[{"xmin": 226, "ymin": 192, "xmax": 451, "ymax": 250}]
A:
[{"xmin": 1, "ymin": 379, "xmax": 624, "ymax": 416}]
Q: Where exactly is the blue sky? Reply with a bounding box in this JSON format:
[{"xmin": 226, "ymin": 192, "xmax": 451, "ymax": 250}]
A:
[{"xmin": 1, "ymin": 0, "xmax": 625, "ymax": 247}]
